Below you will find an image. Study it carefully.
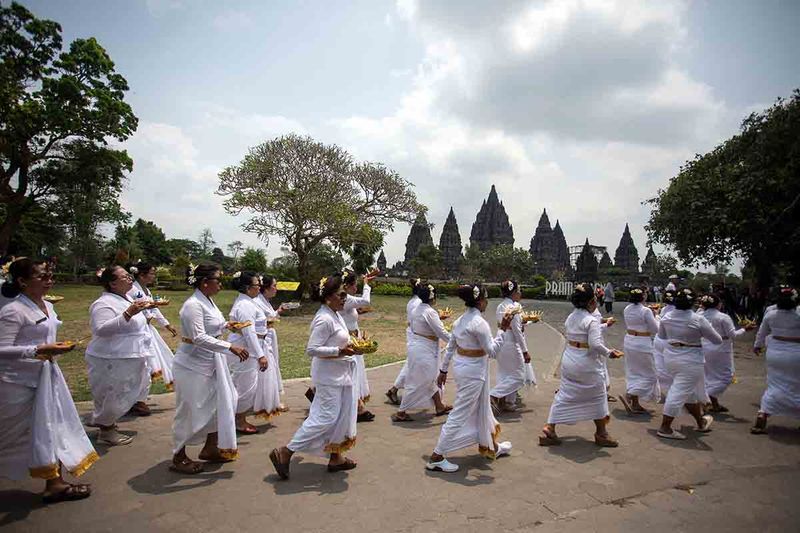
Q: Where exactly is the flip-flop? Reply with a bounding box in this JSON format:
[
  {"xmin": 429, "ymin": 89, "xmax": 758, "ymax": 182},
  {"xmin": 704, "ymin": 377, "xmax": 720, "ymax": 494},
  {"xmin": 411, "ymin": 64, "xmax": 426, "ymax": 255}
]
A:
[
  {"xmin": 594, "ymin": 434, "xmax": 619, "ymax": 447},
  {"xmin": 538, "ymin": 429, "xmax": 562, "ymax": 446},
  {"xmin": 357, "ymin": 411, "xmax": 375, "ymax": 422},
  {"xmin": 42, "ymin": 483, "xmax": 91, "ymax": 504},
  {"xmin": 385, "ymin": 389, "xmax": 400, "ymax": 405},
  {"xmin": 169, "ymin": 458, "xmax": 204, "ymax": 474},
  {"xmin": 391, "ymin": 413, "xmax": 414, "ymax": 422},
  {"xmin": 618, "ymin": 395, "xmax": 634, "ymax": 415},
  {"xmin": 607, "ymin": 395, "xmax": 617, "ymax": 403},
  {"xmin": 269, "ymin": 449, "xmax": 290, "ymax": 480},
  {"xmin": 236, "ymin": 426, "xmax": 258, "ymax": 435},
  {"xmin": 435, "ymin": 406, "xmax": 453, "ymax": 417},
  {"xmin": 327, "ymin": 458, "xmax": 357, "ymax": 472}
]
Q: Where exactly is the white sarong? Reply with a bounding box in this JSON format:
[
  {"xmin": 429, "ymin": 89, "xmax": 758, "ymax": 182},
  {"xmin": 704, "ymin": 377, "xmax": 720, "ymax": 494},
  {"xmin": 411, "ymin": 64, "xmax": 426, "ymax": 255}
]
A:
[
  {"xmin": 547, "ymin": 346, "xmax": 609, "ymax": 424},
  {"xmin": 759, "ymin": 339, "xmax": 800, "ymax": 418},
  {"xmin": 171, "ymin": 354, "xmax": 239, "ymax": 458},
  {"xmin": 354, "ymin": 353, "xmax": 370, "ymax": 402},
  {"xmin": 491, "ymin": 339, "xmax": 527, "ymax": 402},
  {"xmin": 86, "ymin": 355, "xmax": 150, "ymax": 426},
  {"xmin": 653, "ymin": 337, "xmax": 673, "ymax": 396},
  {"xmin": 622, "ymin": 335, "xmax": 660, "ymax": 402},
  {"xmin": 229, "ymin": 353, "xmax": 281, "ymax": 420},
  {"xmin": 662, "ymin": 347, "xmax": 708, "ymax": 418},
  {"xmin": 0, "ymin": 363, "xmax": 98, "ymax": 481},
  {"xmin": 288, "ymin": 383, "xmax": 357, "ymax": 456},
  {"xmin": 434, "ymin": 355, "xmax": 500, "ymax": 459},
  {"xmin": 399, "ymin": 335, "xmax": 440, "ymax": 412},
  {"xmin": 703, "ymin": 339, "xmax": 735, "ymax": 397}
]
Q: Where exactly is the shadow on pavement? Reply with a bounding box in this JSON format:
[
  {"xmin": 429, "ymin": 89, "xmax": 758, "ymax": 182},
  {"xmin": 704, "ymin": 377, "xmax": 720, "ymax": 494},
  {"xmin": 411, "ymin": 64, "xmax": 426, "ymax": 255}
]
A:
[
  {"xmin": 646, "ymin": 428, "xmax": 714, "ymax": 451},
  {"xmin": 542, "ymin": 436, "xmax": 612, "ymax": 463},
  {"xmin": 766, "ymin": 425, "xmax": 800, "ymax": 446},
  {"xmin": 389, "ymin": 412, "xmax": 446, "ymax": 429},
  {"xmin": 128, "ymin": 460, "xmax": 233, "ymax": 495},
  {"xmin": 88, "ymin": 429, "xmax": 139, "ymax": 457},
  {"xmin": 421, "ymin": 454, "xmax": 496, "ymax": 486},
  {"xmin": 0, "ymin": 489, "xmax": 42, "ymax": 528},
  {"xmin": 610, "ymin": 408, "xmax": 654, "ymax": 423},
  {"xmin": 264, "ymin": 457, "xmax": 350, "ymax": 495},
  {"xmin": 712, "ymin": 412, "xmax": 749, "ymax": 424}
]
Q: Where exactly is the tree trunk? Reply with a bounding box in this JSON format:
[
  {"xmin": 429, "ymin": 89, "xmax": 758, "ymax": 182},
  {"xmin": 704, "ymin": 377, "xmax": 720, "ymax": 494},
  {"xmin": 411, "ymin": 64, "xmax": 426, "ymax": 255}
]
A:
[
  {"xmin": 296, "ymin": 249, "xmax": 310, "ymax": 300},
  {"xmin": 0, "ymin": 205, "xmax": 25, "ymax": 256}
]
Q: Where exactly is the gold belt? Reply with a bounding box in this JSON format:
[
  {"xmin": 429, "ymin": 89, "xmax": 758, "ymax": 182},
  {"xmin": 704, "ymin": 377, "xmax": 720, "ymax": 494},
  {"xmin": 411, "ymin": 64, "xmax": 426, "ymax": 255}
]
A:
[
  {"xmin": 626, "ymin": 330, "xmax": 651, "ymax": 337},
  {"xmin": 181, "ymin": 335, "xmax": 221, "ymax": 344},
  {"xmin": 413, "ymin": 331, "xmax": 438, "ymax": 342},
  {"xmin": 456, "ymin": 346, "xmax": 486, "ymax": 357},
  {"xmin": 669, "ymin": 342, "xmax": 701, "ymax": 348},
  {"xmin": 568, "ymin": 340, "xmax": 589, "ymax": 349},
  {"xmin": 774, "ymin": 336, "xmax": 800, "ymax": 343}
]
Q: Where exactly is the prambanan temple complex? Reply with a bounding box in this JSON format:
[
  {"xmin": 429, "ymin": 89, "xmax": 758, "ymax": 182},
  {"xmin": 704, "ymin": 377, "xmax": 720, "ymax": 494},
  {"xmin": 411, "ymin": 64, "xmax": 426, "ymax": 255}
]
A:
[{"xmin": 389, "ymin": 185, "xmax": 658, "ymax": 282}]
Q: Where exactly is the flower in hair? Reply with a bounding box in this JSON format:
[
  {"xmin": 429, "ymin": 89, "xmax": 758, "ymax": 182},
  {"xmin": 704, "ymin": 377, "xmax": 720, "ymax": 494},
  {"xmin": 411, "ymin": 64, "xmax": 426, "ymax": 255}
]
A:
[
  {"xmin": 319, "ymin": 277, "xmax": 328, "ymax": 292},
  {"xmin": 428, "ymin": 284, "xmax": 435, "ymax": 298},
  {"xmin": 129, "ymin": 265, "xmax": 138, "ymax": 275},
  {"xmin": 507, "ymin": 281, "xmax": 515, "ymax": 292},
  {"xmin": 189, "ymin": 263, "xmax": 197, "ymax": 275},
  {"xmin": 631, "ymin": 288, "xmax": 643, "ymax": 295},
  {"xmin": 683, "ymin": 288, "xmax": 693, "ymax": 295},
  {"xmin": 187, "ymin": 275, "xmax": 197, "ymax": 285},
  {"xmin": 341, "ymin": 269, "xmax": 351, "ymax": 279},
  {"xmin": 575, "ymin": 284, "xmax": 586, "ymax": 293},
  {"xmin": 414, "ymin": 278, "xmax": 421, "ymax": 286},
  {"xmin": 473, "ymin": 285, "xmax": 480, "ymax": 299},
  {"xmin": 96, "ymin": 268, "xmax": 104, "ymax": 278},
  {"xmin": 232, "ymin": 271, "xmax": 241, "ymax": 279},
  {"xmin": 1, "ymin": 257, "xmax": 14, "ymax": 277}
]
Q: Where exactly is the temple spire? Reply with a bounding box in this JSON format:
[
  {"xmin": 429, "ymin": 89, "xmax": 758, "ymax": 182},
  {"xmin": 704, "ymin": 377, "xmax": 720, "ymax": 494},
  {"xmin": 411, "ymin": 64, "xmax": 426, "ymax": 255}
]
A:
[
  {"xmin": 439, "ymin": 207, "xmax": 463, "ymax": 279},
  {"xmin": 469, "ymin": 185, "xmax": 514, "ymax": 250}
]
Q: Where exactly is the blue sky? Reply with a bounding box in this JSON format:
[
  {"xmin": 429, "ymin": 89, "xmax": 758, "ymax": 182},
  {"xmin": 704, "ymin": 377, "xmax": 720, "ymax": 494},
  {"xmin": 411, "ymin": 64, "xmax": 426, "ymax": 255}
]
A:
[{"xmin": 20, "ymin": 0, "xmax": 800, "ymax": 270}]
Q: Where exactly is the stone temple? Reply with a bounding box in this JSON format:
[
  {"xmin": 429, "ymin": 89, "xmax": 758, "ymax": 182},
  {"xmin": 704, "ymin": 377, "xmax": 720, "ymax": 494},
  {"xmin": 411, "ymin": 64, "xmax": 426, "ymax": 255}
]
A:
[
  {"xmin": 529, "ymin": 209, "xmax": 572, "ymax": 277},
  {"xmin": 469, "ymin": 185, "xmax": 514, "ymax": 251},
  {"xmin": 439, "ymin": 207, "xmax": 463, "ymax": 278},
  {"xmin": 403, "ymin": 212, "xmax": 434, "ymax": 265},
  {"xmin": 614, "ymin": 223, "xmax": 640, "ymax": 273},
  {"xmin": 641, "ymin": 246, "xmax": 657, "ymax": 277},
  {"xmin": 376, "ymin": 250, "xmax": 387, "ymax": 272},
  {"xmin": 575, "ymin": 238, "xmax": 599, "ymax": 282}
]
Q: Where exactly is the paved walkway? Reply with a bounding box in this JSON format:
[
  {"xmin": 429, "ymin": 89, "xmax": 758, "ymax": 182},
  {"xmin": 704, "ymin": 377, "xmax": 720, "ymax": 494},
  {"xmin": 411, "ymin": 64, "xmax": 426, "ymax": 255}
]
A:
[{"xmin": 2, "ymin": 301, "xmax": 799, "ymax": 532}]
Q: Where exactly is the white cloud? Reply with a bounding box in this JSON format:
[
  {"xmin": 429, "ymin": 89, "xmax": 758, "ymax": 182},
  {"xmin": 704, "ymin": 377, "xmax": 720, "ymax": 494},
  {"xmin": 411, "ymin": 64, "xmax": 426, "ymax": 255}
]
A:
[
  {"xmin": 212, "ymin": 9, "xmax": 256, "ymax": 32},
  {"xmin": 144, "ymin": 0, "xmax": 184, "ymax": 16}
]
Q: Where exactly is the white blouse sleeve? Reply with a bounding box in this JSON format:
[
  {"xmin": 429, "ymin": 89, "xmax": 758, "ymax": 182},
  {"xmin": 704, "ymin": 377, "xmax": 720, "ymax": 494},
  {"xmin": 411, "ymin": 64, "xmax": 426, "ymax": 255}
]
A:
[
  {"xmin": 91, "ymin": 301, "xmax": 137, "ymax": 337},
  {"xmin": 306, "ymin": 315, "xmax": 340, "ymax": 358},
  {"xmin": 0, "ymin": 309, "xmax": 36, "ymax": 359},
  {"xmin": 152, "ymin": 307, "xmax": 170, "ymax": 327},
  {"xmin": 643, "ymin": 306, "xmax": 660, "ymax": 335},
  {"xmin": 754, "ymin": 315, "xmax": 772, "ymax": 349},
  {"xmin": 440, "ymin": 321, "xmax": 458, "ymax": 373},
  {"xmin": 185, "ymin": 301, "xmax": 232, "ymax": 353},
  {"xmin": 511, "ymin": 314, "xmax": 528, "ymax": 353},
  {"xmin": 232, "ymin": 305, "xmax": 264, "ymax": 359},
  {"xmin": 475, "ymin": 319, "xmax": 505, "ymax": 359},
  {"xmin": 587, "ymin": 318, "xmax": 611, "ymax": 356},
  {"xmin": 345, "ymin": 283, "xmax": 372, "ymax": 309},
  {"xmin": 423, "ymin": 307, "xmax": 451, "ymax": 343}
]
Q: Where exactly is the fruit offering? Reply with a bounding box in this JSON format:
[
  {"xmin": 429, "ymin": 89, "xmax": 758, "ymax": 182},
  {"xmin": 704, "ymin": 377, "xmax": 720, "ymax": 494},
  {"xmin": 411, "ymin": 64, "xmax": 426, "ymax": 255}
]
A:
[
  {"xmin": 43, "ymin": 294, "xmax": 64, "ymax": 303},
  {"xmin": 349, "ymin": 331, "xmax": 379, "ymax": 354},
  {"xmin": 521, "ymin": 310, "xmax": 544, "ymax": 324},
  {"xmin": 437, "ymin": 307, "xmax": 453, "ymax": 320},
  {"xmin": 227, "ymin": 321, "xmax": 253, "ymax": 332}
]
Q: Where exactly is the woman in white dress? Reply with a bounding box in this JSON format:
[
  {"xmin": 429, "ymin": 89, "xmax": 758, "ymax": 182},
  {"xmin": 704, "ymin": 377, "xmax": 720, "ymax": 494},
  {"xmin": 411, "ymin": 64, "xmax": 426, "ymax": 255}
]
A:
[
  {"xmin": 653, "ymin": 290, "xmax": 676, "ymax": 398},
  {"xmin": 619, "ymin": 288, "xmax": 661, "ymax": 414},
  {"xmin": 656, "ymin": 288, "xmax": 722, "ymax": 440},
  {"xmin": 700, "ymin": 294, "xmax": 752, "ymax": 413},
  {"xmin": 386, "ymin": 278, "xmax": 422, "ymax": 406},
  {"xmin": 342, "ymin": 269, "xmax": 379, "ymax": 422},
  {"xmin": 426, "ymin": 284, "xmax": 513, "ymax": 473},
  {"xmin": 0, "ymin": 258, "xmax": 97, "ymax": 503},
  {"xmin": 540, "ymin": 284, "xmax": 624, "ymax": 447},
  {"xmin": 751, "ymin": 286, "xmax": 800, "ymax": 434},
  {"xmin": 256, "ymin": 274, "xmax": 290, "ymax": 412},
  {"xmin": 392, "ymin": 283, "xmax": 451, "ymax": 422},
  {"xmin": 228, "ymin": 271, "xmax": 275, "ymax": 434},
  {"xmin": 170, "ymin": 264, "xmax": 250, "ymax": 474},
  {"xmin": 270, "ymin": 275, "xmax": 363, "ymax": 479},
  {"xmin": 86, "ymin": 266, "xmax": 154, "ymax": 445},
  {"xmin": 127, "ymin": 262, "xmax": 178, "ymax": 393},
  {"xmin": 491, "ymin": 280, "xmax": 532, "ymax": 413},
  {"xmin": 592, "ymin": 307, "xmax": 617, "ymax": 403}
]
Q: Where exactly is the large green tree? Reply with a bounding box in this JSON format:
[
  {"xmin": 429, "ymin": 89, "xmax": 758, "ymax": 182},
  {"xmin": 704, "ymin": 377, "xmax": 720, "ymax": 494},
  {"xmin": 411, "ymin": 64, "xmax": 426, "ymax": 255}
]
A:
[
  {"xmin": 218, "ymin": 134, "xmax": 423, "ymax": 296},
  {"xmin": 647, "ymin": 90, "xmax": 800, "ymax": 288},
  {"xmin": 132, "ymin": 218, "xmax": 171, "ymax": 265},
  {"xmin": 0, "ymin": 2, "xmax": 137, "ymax": 254}
]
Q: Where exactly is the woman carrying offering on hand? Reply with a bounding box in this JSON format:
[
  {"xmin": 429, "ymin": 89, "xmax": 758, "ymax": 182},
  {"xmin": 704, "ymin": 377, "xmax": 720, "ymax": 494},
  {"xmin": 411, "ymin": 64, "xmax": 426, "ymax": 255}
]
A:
[
  {"xmin": 491, "ymin": 280, "xmax": 532, "ymax": 413},
  {"xmin": 255, "ymin": 274, "xmax": 289, "ymax": 412},
  {"xmin": 86, "ymin": 266, "xmax": 154, "ymax": 445},
  {"xmin": 170, "ymin": 264, "xmax": 249, "ymax": 474},
  {"xmin": 656, "ymin": 288, "xmax": 722, "ymax": 440},
  {"xmin": 269, "ymin": 275, "xmax": 360, "ymax": 479},
  {"xmin": 426, "ymin": 284, "xmax": 513, "ymax": 473},
  {"xmin": 386, "ymin": 278, "xmax": 422, "ymax": 406},
  {"xmin": 540, "ymin": 283, "xmax": 624, "ymax": 448},
  {"xmin": 341, "ymin": 269, "xmax": 378, "ymax": 422},
  {"xmin": 392, "ymin": 283, "xmax": 451, "ymax": 422},
  {"xmin": 0, "ymin": 258, "xmax": 98, "ymax": 503},
  {"xmin": 127, "ymin": 261, "xmax": 177, "ymax": 392},
  {"xmin": 619, "ymin": 287, "xmax": 661, "ymax": 414}
]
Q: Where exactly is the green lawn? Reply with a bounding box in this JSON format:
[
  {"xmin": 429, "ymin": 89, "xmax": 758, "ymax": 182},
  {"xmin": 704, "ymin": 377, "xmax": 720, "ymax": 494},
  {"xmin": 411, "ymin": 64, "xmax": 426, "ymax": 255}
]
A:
[{"xmin": 46, "ymin": 286, "xmax": 442, "ymax": 401}]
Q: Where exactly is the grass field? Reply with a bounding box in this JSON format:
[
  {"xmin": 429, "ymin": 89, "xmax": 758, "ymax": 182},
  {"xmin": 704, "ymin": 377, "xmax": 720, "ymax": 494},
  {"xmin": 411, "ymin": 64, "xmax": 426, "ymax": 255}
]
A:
[{"xmin": 45, "ymin": 286, "xmax": 450, "ymax": 401}]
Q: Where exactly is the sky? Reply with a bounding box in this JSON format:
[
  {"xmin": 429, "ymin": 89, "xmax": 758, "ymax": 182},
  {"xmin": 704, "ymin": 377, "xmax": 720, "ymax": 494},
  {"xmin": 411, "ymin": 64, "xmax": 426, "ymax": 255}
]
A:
[{"xmin": 19, "ymin": 0, "xmax": 800, "ymax": 271}]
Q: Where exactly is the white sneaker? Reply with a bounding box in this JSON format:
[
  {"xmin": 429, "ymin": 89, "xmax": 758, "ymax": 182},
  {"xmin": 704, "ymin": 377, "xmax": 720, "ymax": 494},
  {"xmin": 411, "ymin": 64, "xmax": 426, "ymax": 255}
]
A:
[
  {"xmin": 657, "ymin": 429, "xmax": 687, "ymax": 440},
  {"xmin": 496, "ymin": 441, "xmax": 513, "ymax": 458},
  {"xmin": 697, "ymin": 415, "xmax": 714, "ymax": 433},
  {"xmin": 98, "ymin": 428, "xmax": 133, "ymax": 446},
  {"xmin": 426, "ymin": 458, "xmax": 459, "ymax": 473}
]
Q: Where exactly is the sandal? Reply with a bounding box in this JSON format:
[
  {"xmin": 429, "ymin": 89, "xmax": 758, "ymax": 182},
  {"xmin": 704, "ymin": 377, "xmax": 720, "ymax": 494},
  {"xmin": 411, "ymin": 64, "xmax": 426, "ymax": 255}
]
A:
[
  {"xmin": 128, "ymin": 402, "xmax": 151, "ymax": 417},
  {"xmin": 618, "ymin": 395, "xmax": 634, "ymax": 415},
  {"xmin": 198, "ymin": 450, "xmax": 235, "ymax": 463},
  {"xmin": 269, "ymin": 448, "xmax": 290, "ymax": 480},
  {"xmin": 236, "ymin": 425, "xmax": 258, "ymax": 435},
  {"xmin": 357, "ymin": 411, "xmax": 375, "ymax": 423},
  {"xmin": 385, "ymin": 389, "xmax": 400, "ymax": 406},
  {"xmin": 594, "ymin": 433, "xmax": 619, "ymax": 447},
  {"xmin": 708, "ymin": 405, "xmax": 729, "ymax": 413},
  {"xmin": 277, "ymin": 404, "xmax": 290, "ymax": 413},
  {"xmin": 435, "ymin": 405, "xmax": 453, "ymax": 417},
  {"xmin": 750, "ymin": 425, "xmax": 767, "ymax": 435},
  {"xmin": 538, "ymin": 428, "xmax": 562, "ymax": 446},
  {"xmin": 42, "ymin": 483, "xmax": 91, "ymax": 504},
  {"xmin": 169, "ymin": 458, "xmax": 204, "ymax": 474},
  {"xmin": 327, "ymin": 458, "xmax": 357, "ymax": 472},
  {"xmin": 391, "ymin": 412, "xmax": 414, "ymax": 422},
  {"xmin": 607, "ymin": 395, "xmax": 617, "ymax": 403}
]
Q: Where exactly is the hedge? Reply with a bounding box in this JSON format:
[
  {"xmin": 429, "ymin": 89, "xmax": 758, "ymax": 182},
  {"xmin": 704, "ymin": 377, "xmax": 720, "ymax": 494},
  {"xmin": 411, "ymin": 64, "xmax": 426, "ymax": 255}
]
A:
[{"xmin": 371, "ymin": 281, "xmax": 545, "ymax": 299}]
